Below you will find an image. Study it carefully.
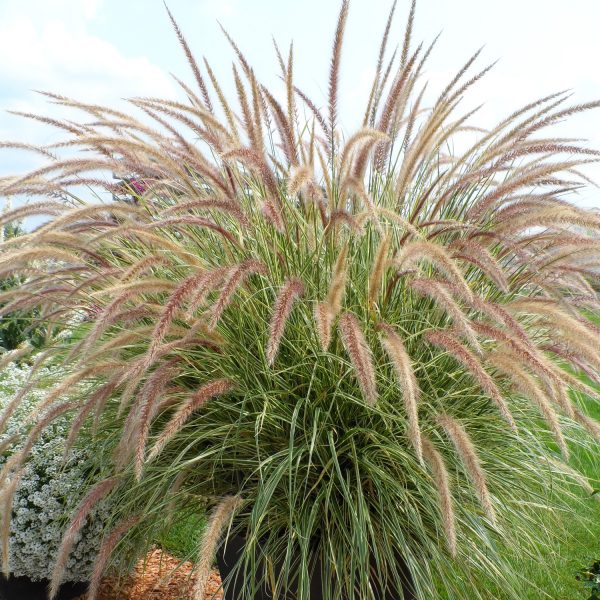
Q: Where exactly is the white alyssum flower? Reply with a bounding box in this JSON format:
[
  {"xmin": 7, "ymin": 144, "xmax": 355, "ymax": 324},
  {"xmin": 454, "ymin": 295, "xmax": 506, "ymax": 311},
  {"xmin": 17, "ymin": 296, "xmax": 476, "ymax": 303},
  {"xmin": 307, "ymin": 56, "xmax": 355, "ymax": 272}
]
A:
[{"xmin": 0, "ymin": 361, "xmax": 112, "ymax": 582}]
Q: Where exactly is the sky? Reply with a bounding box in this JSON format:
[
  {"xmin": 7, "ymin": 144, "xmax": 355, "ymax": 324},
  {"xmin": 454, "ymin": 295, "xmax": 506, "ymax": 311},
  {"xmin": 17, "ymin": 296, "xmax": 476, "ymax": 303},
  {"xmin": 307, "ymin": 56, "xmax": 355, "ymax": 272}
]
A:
[{"xmin": 1, "ymin": 0, "xmax": 599, "ymax": 209}]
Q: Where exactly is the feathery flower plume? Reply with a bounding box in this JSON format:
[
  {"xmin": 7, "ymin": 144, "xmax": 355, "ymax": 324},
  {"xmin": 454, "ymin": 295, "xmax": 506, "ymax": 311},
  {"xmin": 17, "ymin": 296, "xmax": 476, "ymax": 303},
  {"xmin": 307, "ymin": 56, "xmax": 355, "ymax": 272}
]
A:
[
  {"xmin": 368, "ymin": 233, "xmax": 391, "ymax": 308},
  {"xmin": 119, "ymin": 255, "xmax": 170, "ymax": 282},
  {"xmin": 362, "ymin": 0, "xmax": 397, "ymax": 126},
  {"xmin": 338, "ymin": 128, "xmax": 388, "ymax": 176},
  {"xmin": 0, "ymin": 201, "xmax": 67, "ymax": 229},
  {"xmin": 294, "ymin": 85, "xmax": 330, "ymax": 138},
  {"xmin": 470, "ymin": 321, "xmax": 559, "ymax": 389},
  {"xmin": 393, "ymin": 239, "xmax": 472, "ymax": 301},
  {"xmin": 572, "ymin": 406, "xmax": 600, "ymax": 443},
  {"xmin": 547, "ymin": 380, "xmax": 576, "ymax": 421},
  {"xmin": 193, "ymin": 495, "xmax": 243, "ymax": 600},
  {"xmin": 315, "ymin": 244, "xmax": 349, "ymax": 349},
  {"xmin": 145, "ymin": 216, "xmax": 241, "ymax": 248},
  {"xmin": 162, "ymin": 198, "xmax": 249, "ymax": 227},
  {"xmin": 92, "ymin": 226, "xmax": 205, "ymax": 268},
  {"xmin": 164, "ymin": 5, "xmax": 212, "ymax": 111},
  {"xmin": 21, "ymin": 364, "xmax": 121, "ymax": 428},
  {"xmin": 233, "ymin": 64, "xmax": 256, "ymax": 149},
  {"xmin": 29, "ymin": 202, "xmax": 145, "ymax": 237},
  {"xmin": 261, "ymin": 196, "xmax": 285, "ymax": 233},
  {"xmin": 508, "ymin": 299, "xmax": 600, "ymax": 354},
  {"xmin": 132, "ymin": 360, "xmax": 182, "ymax": 479},
  {"xmin": 286, "ymin": 42, "xmax": 297, "ymax": 149},
  {"xmin": 222, "ymin": 147, "xmax": 279, "ymax": 199},
  {"xmin": 488, "ymin": 350, "xmax": 569, "ymax": 459},
  {"xmin": 450, "ymin": 239, "xmax": 509, "ymax": 293},
  {"xmin": 422, "ymin": 437, "xmax": 457, "ymax": 557},
  {"xmin": 87, "ymin": 516, "xmax": 141, "ymax": 600},
  {"xmin": 261, "ymin": 86, "xmax": 298, "ymax": 166},
  {"xmin": 543, "ymin": 343, "xmax": 600, "ymax": 386},
  {"xmin": 209, "ymin": 260, "xmax": 267, "ymax": 329},
  {"xmin": 1, "ymin": 474, "xmax": 21, "ymax": 575},
  {"xmin": 339, "ymin": 312, "xmax": 378, "ymax": 406},
  {"xmin": 247, "ymin": 69, "xmax": 265, "ymax": 154},
  {"xmin": 185, "ymin": 268, "xmax": 228, "ymax": 321},
  {"xmin": 219, "ymin": 22, "xmax": 252, "ymax": 76},
  {"xmin": 459, "ymin": 293, "xmax": 531, "ymax": 347},
  {"xmin": 143, "ymin": 271, "xmax": 211, "ymax": 365},
  {"xmin": 378, "ymin": 323, "xmax": 422, "ymax": 462},
  {"xmin": 148, "ymin": 379, "xmax": 234, "ymax": 462},
  {"xmin": 287, "ymin": 165, "xmax": 314, "ymax": 197},
  {"xmin": 0, "ymin": 343, "xmax": 32, "ymax": 371},
  {"xmin": 314, "ymin": 302, "xmax": 333, "ymax": 351},
  {"xmin": 0, "ymin": 246, "xmax": 82, "ymax": 271},
  {"xmin": 427, "ymin": 330, "xmax": 515, "ymax": 429},
  {"xmin": 0, "ymin": 434, "xmax": 18, "ymax": 457},
  {"xmin": 204, "ymin": 58, "xmax": 240, "ymax": 140},
  {"xmin": 328, "ymin": 0, "xmax": 350, "ymax": 148},
  {"xmin": 343, "ymin": 176, "xmax": 383, "ymax": 232},
  {"xmin": 49, "ymin": 478, "xmax": 118, "ymax": 599},
  {"xmin": 411, "ymin": 279, "xmax": 481, "ymax": 354},
  {"xmin": 374, "ymin": 48, "xmax": 420, "ymax": 172},
  {"xmin": 377, "ymin": 208, "xmax": 422, "ymax": 238},
  {"xmin": 437, "ymin": 414, "xmax": 496, "ymax": 525},
  {"xmin": 65, "ymin": 379, "xmax": 119, "ymax": 456},
  {"xmin": 400, "ymin": 0, "xmax": 416, "ymax": 69},
  {"xmin": 327, "ymin": 209, "xmax": 362, "ymax": 233},
  {"xmin": 90, "ymin": 279, "xmax": 177, "ymax": 305},
  {"xmin": 74, "ymin": 291, "xmax": 143, "ymax": 360},
  {"xmin": 325, "ymin": 243, "xmax": 349, "ymax": 319},
  {"xmin": 266, "ymin": 277, "xmax": 305, "ymax": 366}
]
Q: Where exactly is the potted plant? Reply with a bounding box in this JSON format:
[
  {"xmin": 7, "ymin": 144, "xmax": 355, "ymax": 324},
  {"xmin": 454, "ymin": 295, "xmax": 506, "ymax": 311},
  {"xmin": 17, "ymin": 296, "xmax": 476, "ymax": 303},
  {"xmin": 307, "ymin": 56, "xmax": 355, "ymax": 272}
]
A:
[
  {"xmin": 1, "ymin": 2, "xmax": 600, "ymax": 598},
  {"xmin": 0, "ymin": 361, "xmax": 113, "ymax": 600}
]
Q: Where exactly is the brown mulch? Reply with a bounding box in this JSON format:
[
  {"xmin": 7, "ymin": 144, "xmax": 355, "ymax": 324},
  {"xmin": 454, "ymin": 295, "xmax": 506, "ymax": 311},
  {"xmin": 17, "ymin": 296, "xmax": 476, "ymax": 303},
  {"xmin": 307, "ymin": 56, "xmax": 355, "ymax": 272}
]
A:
[{"xmin": 77, "ymin": 547, "xmax": 223, "ymax": 600}]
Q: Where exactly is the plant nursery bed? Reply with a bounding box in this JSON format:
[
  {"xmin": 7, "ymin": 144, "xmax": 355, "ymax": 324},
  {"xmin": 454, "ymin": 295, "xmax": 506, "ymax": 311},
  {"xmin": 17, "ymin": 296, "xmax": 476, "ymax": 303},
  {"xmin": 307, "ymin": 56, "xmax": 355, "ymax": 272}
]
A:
[{"xmin": 76, "ymin": 547, "xmax": 223, "ymax": 600}]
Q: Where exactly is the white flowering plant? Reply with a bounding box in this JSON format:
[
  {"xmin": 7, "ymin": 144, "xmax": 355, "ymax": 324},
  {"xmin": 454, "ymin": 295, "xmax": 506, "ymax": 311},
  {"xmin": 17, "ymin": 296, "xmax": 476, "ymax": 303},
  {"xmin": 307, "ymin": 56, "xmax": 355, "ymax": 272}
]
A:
[{"xmin": 0, "ymin": 361, "xmax": 112, "ymax": 583}]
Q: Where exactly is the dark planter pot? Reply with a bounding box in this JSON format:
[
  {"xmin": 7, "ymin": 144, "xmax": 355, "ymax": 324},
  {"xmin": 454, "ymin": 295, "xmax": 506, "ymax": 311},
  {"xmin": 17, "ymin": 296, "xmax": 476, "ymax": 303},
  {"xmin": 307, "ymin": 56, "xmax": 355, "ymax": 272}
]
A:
[
  {"xmin": 0, "ymin": 574, "xmax": 88, "ymax": 600},
  {"xmin": 216, "ymin": 533, "xmax": 415, "ymax": 600}
]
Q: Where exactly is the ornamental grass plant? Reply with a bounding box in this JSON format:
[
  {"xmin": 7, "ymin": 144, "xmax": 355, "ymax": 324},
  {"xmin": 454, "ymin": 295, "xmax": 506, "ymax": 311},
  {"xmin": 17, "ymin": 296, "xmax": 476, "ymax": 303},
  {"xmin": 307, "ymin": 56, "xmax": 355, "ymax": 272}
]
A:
[{"xmin": 1, "ymin": 1, "xmax": 600, "ymax": 598}]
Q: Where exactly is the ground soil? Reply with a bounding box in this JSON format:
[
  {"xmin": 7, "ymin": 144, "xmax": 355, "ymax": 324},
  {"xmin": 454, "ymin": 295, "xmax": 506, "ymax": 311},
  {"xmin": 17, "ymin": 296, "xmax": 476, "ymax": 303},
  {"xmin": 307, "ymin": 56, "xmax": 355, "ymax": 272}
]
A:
[{"xmin": 76, "ymin": 547, "xmax": 223, "ymax": 600}]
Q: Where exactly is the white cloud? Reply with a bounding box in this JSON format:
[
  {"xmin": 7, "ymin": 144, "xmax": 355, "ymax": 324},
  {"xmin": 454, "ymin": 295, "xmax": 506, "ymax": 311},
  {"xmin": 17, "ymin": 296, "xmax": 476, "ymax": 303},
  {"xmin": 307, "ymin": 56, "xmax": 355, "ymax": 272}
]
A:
[
  {"xmin": 0, "ymin": 0, "xmax": 176, "ymax": 156},
  {"xmin": 0, "ymin": 17, "xmax": 175, "ymax": 100}
]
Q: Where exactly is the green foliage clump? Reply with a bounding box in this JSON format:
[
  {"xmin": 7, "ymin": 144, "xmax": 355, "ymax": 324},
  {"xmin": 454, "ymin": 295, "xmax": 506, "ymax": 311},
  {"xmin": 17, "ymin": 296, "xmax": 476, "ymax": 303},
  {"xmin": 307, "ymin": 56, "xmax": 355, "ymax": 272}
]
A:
[
  {"xmin": 0, "ymin": 220, "xmax": 46, "ymax": 351},
  {"xmin": 577, "ymin": 561, "xmax": 600, "ymax": 600}
]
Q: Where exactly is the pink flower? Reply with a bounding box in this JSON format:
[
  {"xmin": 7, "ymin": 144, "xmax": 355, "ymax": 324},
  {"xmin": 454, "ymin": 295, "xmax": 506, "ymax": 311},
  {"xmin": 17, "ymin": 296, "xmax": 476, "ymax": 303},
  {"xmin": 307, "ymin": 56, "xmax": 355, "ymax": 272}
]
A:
[{"xmin": 129, "ymin": 178, "xmax": 147, "ymax": 195}]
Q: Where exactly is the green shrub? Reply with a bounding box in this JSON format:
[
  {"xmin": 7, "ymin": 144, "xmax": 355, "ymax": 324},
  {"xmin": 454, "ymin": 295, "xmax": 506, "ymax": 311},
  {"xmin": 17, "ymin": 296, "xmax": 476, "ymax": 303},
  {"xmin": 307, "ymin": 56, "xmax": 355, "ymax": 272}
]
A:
[
  {"xmin": 1, "ymin": 2, "xmax": 600, "ymax": 599},
  {"xmin": 0, "ymin": 219, "xmax": 45, "ymax": 351},
  {"xmin": 577, "ymin": 561, "xmax": 600, "ymax": 600}
]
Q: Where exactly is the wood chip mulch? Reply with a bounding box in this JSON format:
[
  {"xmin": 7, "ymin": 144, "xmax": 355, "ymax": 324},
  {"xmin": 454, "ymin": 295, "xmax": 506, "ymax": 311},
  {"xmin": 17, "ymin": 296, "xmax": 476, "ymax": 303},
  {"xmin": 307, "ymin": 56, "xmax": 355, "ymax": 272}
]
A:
[{"xmin": 76, "ymin": 547, "xmax": 223, "ymax": 600}]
